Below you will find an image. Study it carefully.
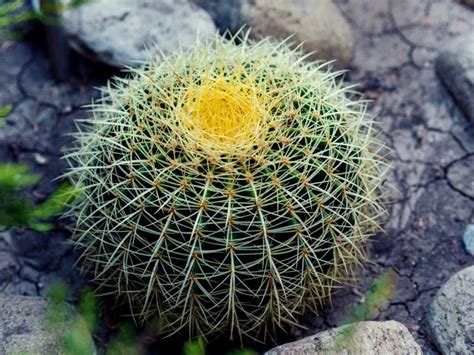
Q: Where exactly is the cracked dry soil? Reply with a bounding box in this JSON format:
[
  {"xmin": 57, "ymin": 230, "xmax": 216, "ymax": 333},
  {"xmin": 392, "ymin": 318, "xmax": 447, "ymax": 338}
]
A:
[{"xmin": 0, "ymin": 0, "xmax": 473, "ymax": 353}]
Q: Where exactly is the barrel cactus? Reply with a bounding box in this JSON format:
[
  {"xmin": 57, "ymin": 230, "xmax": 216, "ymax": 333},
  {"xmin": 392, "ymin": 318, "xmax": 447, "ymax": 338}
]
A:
[{"xmin": 64, "ymin": 33, "xmax": 388, "ymax": 340}]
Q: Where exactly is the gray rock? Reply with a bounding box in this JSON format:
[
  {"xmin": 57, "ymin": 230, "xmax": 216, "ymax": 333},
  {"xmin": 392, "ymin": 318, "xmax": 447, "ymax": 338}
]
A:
[
  {"xmin": 61, "ymin": 0, "xmax": 216, "ymax": 67},
  {"xmin": 192, "ymin": 0, "xmax": 354, "ymax": 69},
  {"xmin": 447, "ymin": 155, "xmax": 474, "ymax": 199},
  {"xmin": 435, "ymin": 33, "xmax": 474, "ymax": 121},
  {"xmin": 5, "ymin": 280, "xmax": 38, "ymax": 296},
  {"xmin": 464, "ymin": 225, "xmax": 474, "ymax": 256},
  {"xmin": 429, "ymin": 266, "xmax": 474, "ymax": 354},
  {"xmin": 459, "ymin": 0, "xmax": 474, "ymax": 9},
  {"xmin": 4, "ymin": 229, "xmax": 70, "ymax": 271},
  {"xmin": 0, "ymin": 293, "xmax": 95, "ymax": 354},
  {"xmin": 190, "ymin": 0, "xmax": 241, "ymax": 32},
  {"xmin": 265, "ymin": 321, "xmax": 422, "ymax": 354},
  {"xmin": 4, "ymin": 229, "xmax": 50, "ymax": 256},
  {"xmin": 0, "ymin": 251, "xmax": 19, "ymax": 283}
]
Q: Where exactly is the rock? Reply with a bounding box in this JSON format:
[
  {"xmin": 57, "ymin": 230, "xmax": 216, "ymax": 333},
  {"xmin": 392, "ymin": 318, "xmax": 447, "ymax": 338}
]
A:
[
  {"xmin": 447, "ymin": 155, "xmax": 474, "ymax": 199},
  {"xmin": 0, "ymin": 293, "xmax": 95, "ymax": 354},
  {"xmin": 61, "ymin": 0, "xmax": 216, "ymax": 67},
  {"xmin": 463, "ymin": 225, "xmax": 474, "ymax": 256},
  {"xmin": 435, "ymin": 33, "xmax": 474, "ymax": 121},
  {"xmin": 0, "ymin": 251, "xmax": 19, "ymax": 283},
  {"xmin": 429, "ymin": 266, "xmax": 474, "ymax": 354},
  {"xmin": 265, "ymin": 321, "xmax": 422, "ymax": 354},
  {"xmin": 34, "ymin": 152, "xmax": 48, "ymax": 165},
  {"xmin": 5, "ymin": 280, "xmax": 38, "ymax": 296},
  {"xmin": 459, "ymin": 0, "xmax": 474, "ymax": 9},
  {"xmin": 4, "ymin": 229, "xmax": 50, "ymax": 256},
  {"xmin": 189, "ymin": 0, "xmax": 240, "ymax": 32},
  {"xmin": 192, "ymin": 0, "xmax": 354, "ymax": 69},
  {"xmin": 5, "ymin": 229, "xmax": 71, "ymax": 271}
]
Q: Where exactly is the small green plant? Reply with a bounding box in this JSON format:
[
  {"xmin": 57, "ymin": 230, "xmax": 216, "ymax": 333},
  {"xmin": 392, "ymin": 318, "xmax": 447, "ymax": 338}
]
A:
[
  {"xmin": 225, "ymin": 349, "xmax": 258, "ymax": 355},
  {"xmin": 183, "ymin": 338, "xmax": 257, "ymax": 355},
  {"xmin": 65, "ymin": 33, "xmax": 389, "ymax": 340},
  {"xmin": 0, "ymin": 0, "xmax": 92, "ymax": 39},
  {"xmin": 0, "ymin": 163, "xmax": 76, "ymax": 231},
  {"xmin": 0, "ymin": 0, "xmax": 35, "ymax": 39},
  {"xmin": 47, "ymin": 282, "xmax": 98, "ymax": 355},
  {"xmin": 106, "ymin": 322, "xmax": 143, "ymax": 355},
  {"xmin": 0, "ymin": 103, "xmax": 12, "ymax": 127},
  {"xmin": 333, "ymin": 270, "xmax": 398, "ymax": 349},
  {"xmin": 348, "ymin": 269, "xmax": 397, "ymax": 323},
  {"xmin": 46, "ymin": 281, "xmax": 258, "ymax": 355},
  {"xmin": 183, "ymin": 338, "xmax": 206, "ymax": 355},
  {"xmin": 47, "ymin": 281, "xmax": 143, "ymax": 355}
]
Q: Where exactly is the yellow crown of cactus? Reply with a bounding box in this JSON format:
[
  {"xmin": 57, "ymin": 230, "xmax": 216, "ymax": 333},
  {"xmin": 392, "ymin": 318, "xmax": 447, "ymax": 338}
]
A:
[{"xmin": 64, "ymin": 33, "xmax": 388, "ymax": 341}]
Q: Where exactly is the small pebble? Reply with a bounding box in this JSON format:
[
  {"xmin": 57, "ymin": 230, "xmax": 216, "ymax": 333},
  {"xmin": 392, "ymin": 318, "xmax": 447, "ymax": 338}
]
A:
[
  {"xmin": 34, "ymin": 153, "xmax": 48, "ymax": 165},
  {"xmin": 462, "ymin": 224, "xmax": 474, "ymax": 256},
  {"xmin": 62, "ymin": 105, "xmax": 72, "ymax": 114}
]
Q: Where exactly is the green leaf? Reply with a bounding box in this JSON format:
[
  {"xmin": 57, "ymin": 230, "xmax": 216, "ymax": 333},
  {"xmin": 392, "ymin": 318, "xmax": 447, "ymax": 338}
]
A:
[
  {"xmin": 0, "ymin": 104, "xmax": 12, "ymax": 117},
  {"xmin": 0, "ymin": 103, "xmax": 10, "ymax": 128},
  {"xmin": 0, "ymin": 163, "xmax": 41, "ymax": 188},
  {"xmin": 29, "ymin": 221, "xmax": 54, "ymax": 232},
  {"xmin": 63, "ymin": 318, "xmax": 96, "ymax": 355},
  {"xmin": 0, "ymin": 10, "xmax": 35, "ymax": 27},
  {"xmin": 183, "ymin": 338, "xmax": 206, "ymax": 355},
  {"xmin": 0, "ymin": 164, "xmax": 75, "ymax": 232},
  {"xmin": 333, "ymin": 270, "xmax": 398, "ymax": 349},
  {"xmin": 0, "ymin": 30, "xmax": 24, "ymax": 40},
  {"xmin": 349, "ymin": 269, "xmax": 397, "ymax": 323},
  {"xmin": 106, "ymin": 322, "xmax": 142, "ymax": 355},
  {"xmin": 48, "ymin": 281, "xmax": 70, "ymax": 304},
  {"xmin": 44, "ymin": 282, "xmax": 97, "ymax": 355},
  {"xmin": 31, "ymin": 183, "xmax": 79, "ymax": 219},
  {"xmin": 0, "ymin": 163, "xmax": 40, "ymax": 229},
  {"xmin": 69, "ymin": 0, "xmax": 94, "ymax": 8},
  {"xmin": 77, "ymin": 289, "xmax": 100, "ymax": 332},
  {"xmin": 0, "ymin": 0, "xmax": 91, "ymax": 39},
  {"xmin": 0, "ymin": 0, "xmax": 23, "ymax": 17},
  {"xmin": 0, "ymin": 169, "xmax": 35, "ymax": 227},
  {"xmin": 226, "ymin": 349, "xmax": 257, "ymax": 355}
]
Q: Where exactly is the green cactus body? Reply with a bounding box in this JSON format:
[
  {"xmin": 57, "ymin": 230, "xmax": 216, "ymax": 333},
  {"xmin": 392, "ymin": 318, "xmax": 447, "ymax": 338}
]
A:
[{"xmin": 64, "ymin": 34, "xmax": 388, "ymax": 340}]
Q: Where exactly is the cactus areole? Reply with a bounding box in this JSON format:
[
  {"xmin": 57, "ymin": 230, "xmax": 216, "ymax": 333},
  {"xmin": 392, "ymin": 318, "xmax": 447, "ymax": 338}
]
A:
[{"xmin": 64, "ymin": 34, "xmax": 387, "ymax": 341}]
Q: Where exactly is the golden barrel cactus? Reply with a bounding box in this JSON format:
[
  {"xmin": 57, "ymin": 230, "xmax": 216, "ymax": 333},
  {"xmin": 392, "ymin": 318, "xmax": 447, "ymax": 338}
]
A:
[{"xmin": 64, "ymin": 34, "xmax": 388, "ymax": 340}]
